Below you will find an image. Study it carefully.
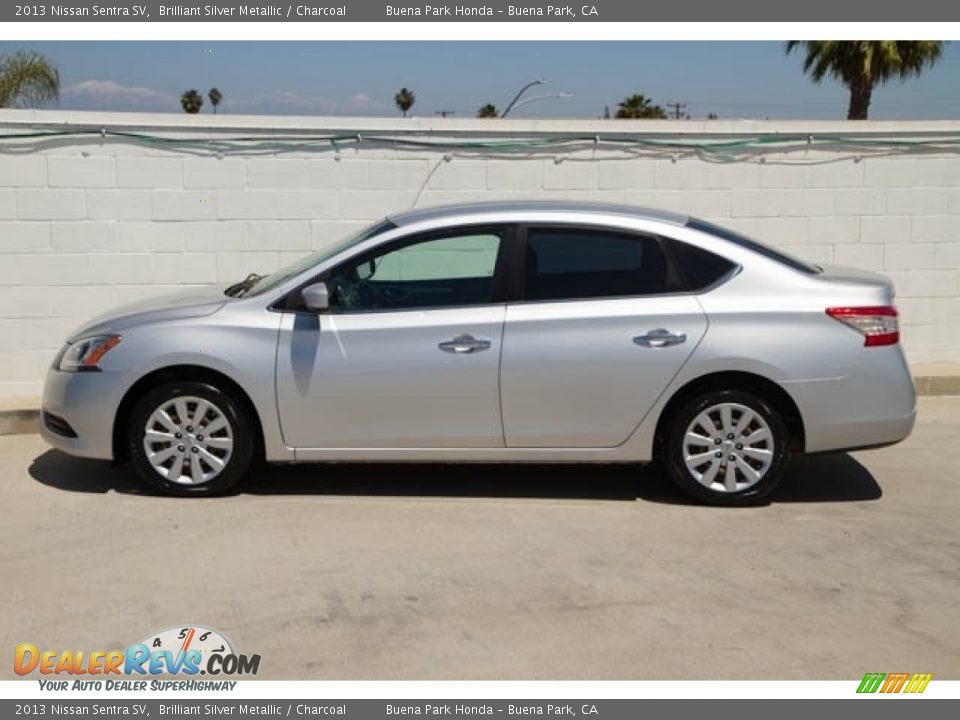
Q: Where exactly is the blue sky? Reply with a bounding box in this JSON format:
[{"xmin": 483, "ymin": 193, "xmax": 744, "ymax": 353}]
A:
[{"xmin": 3, "ymin": 41, "xmax": 958, "ymax": 119}]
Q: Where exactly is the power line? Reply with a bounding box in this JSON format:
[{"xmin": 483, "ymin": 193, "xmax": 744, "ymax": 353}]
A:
[{"xmin": 666, "ymin": 102, "xmax": 688, "ymax": 120}]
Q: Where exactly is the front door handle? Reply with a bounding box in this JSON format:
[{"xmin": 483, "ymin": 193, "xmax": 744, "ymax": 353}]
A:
[
  {"xmin": 438, "ymin": 334, "xmax": 492, "ymax": 354},
  {"xmin": 633, "ymin": 328, "xmax": 687, "ymax": 348}
]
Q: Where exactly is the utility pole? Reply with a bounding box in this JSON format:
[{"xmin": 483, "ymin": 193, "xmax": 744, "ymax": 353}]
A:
[
  {"xmin": 666, "ymin": 102, "xmax": 687, "ymax": 120},
  {"xmin": 434, "ymin": 110, "xmax": 456, "ymax": 118}
]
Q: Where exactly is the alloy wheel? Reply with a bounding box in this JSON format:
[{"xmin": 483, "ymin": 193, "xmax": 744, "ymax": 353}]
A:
[
  {"xmin": 682, "ymin": 402, "xmax": 775, "ymax": 493},
  {"xmin": 142, "ymin": 395, "xmax": 234, "ymax": 485}
]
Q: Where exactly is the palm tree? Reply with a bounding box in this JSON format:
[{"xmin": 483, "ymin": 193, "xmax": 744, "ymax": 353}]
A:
[
  {"xmin": 786, "ymin": 41, "xmax": 945, "ymax": 120},
  {"xmin": 394, "ymin": 87, "xmax": 415, "ymax": 117},
  {"xmin": 208, "ymin": 87, "xmax": 222, "ymax": 114},
  {"xmin": 615, "ymin": 94, "xmax": 667, "ymax": 119},
  {"xmin": 477, "ymin": 103, "xmax": 499, "ymax": 118},
  {"xmin": 0, "ymin": 50, "xmax": 59, "ymax": 108},
  {"xmin": 180, "ymin": 89, "xmax": 203, "ymax": 114}
]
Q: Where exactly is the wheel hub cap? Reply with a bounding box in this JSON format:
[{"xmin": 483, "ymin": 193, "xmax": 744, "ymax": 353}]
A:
[
  {"xmin": 682, "ymin": 402, "xmax": 774, "ymax": 494},
  {"xmin": 143, "ymin": 396, "xmax": 233, "ymax": 485}
]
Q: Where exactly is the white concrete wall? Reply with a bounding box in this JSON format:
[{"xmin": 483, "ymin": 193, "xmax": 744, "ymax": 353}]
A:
[{"xmin": 1, "ymin": 110, "xmax": 959, "ymax": 399}]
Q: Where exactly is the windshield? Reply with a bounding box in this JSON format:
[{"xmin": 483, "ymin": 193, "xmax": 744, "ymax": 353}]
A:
[
  {"xmin": 686, "ymin": 217, "xmax": 821, "ymax": 275},
  {"xmin": 239, "ymin": 219, "xmax": 396, "ymax": 297}
]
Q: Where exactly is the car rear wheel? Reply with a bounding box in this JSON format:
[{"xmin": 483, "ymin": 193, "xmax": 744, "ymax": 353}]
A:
[
  {"xmin": 127, "ymin": 381, "xmax": 254, "ymax": 496},
  {"xmin": 663, "ymin": 389, "xmax": 789, "ymax": 506}
]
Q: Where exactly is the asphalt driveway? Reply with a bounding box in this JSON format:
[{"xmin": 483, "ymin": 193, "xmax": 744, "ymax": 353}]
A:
[{"xmin": 1, "ymin": 397, "xmax": 958, "ymax": 680}]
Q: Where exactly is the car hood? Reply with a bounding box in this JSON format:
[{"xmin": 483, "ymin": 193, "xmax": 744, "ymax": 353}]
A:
[{"xmin": 67, "ymin": 284, "xmax": 231, "ymax": 342}]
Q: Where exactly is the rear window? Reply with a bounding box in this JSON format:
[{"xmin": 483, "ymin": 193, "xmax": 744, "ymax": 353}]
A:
[{"xmin": 686, "ymin": 218, "xmax": 821, "ymax": 275}]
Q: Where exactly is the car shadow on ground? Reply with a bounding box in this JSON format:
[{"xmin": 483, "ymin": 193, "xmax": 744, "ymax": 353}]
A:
[{"xmin": 28, "ymin": 450, "xmax": 881, "ymax": 505}]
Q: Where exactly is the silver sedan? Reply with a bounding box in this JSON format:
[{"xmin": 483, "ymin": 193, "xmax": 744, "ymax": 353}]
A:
[{"xmin": 41, "ymin": 201, "xmax": 916, "ymax": 505}]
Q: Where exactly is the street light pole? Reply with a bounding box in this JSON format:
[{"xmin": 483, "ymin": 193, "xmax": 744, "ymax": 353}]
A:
[
  {"xmin": 507, "ymin": 92, "xmax": 574, "ymax": 114},
  {"xmin": 501, "ymin": 78, "xmax": 545, "ymax": 118}
]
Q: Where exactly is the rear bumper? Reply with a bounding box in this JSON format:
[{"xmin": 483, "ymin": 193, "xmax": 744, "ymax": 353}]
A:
[
  {"xmin": 785, "ymin": 346, "xmax": 917, "ymax": 453},
  {"xmin": 41, "ymin": 367, "xmax": 122, "ymax": 460},
  {"xmin": 805, "ymin": 408, "xmax": 916, "ymax": 453}
]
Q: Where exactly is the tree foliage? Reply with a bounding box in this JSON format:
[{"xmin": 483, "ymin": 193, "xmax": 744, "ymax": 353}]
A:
[
  {"xmin": 786, "ymin": 41, "xmax": 944, "ymax": 119},
  {"xmin": 180, "ymin": 89, "xmax": 204, "ymax": 114},
  {"xmin": 615, "ymin": 94, "xmax": 667, "ymax": 119},
  {"xmin": 394, "ymin": 87, "xmax": 416, "ymax": 117},
  {"xmin": 0, "ymin": 50, "xmax": 59, "ymax": 109},
  {"xmin": 208, "ymin": 87, "xmax": 222, "ymax": 114}
]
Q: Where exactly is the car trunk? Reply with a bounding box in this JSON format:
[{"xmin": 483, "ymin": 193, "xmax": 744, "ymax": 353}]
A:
[{"xmin": 813, "ymin": 264, "xmax": 896, "ymax": 304}]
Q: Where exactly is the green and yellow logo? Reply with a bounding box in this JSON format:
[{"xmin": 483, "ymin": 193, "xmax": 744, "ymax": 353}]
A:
[{"xmin": 857, "ymin": 672, "xmax": 932, "ymax": 694}]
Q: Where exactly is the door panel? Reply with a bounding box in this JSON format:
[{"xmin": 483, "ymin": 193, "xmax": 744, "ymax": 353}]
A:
[
  {"xmin": 276, "ymin": 306, "xmax": 506, "ymax": 448},
  {"xmin": 501, "ymin": 296, "xmax": 707, "ymax": 447}
]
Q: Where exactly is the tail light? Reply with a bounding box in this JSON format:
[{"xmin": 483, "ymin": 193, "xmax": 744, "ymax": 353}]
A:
[{"xmin": 826, "ymin": 306, "xmax": 899, "ymax": 347}]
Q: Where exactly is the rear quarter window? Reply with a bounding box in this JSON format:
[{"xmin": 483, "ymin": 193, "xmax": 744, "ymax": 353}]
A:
[
  {"xmin": 662, "ymin": 238, "xmax": 738, "ymax": 292},
  {"xmin": 686, "ymin": 217, "xmax": 821, "ymax": 275}
]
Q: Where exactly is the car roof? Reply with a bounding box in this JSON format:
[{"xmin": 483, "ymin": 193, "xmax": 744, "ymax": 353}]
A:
[{"xmin": 388, "ymin": 201, "xmax": 689, "ymax": 228}]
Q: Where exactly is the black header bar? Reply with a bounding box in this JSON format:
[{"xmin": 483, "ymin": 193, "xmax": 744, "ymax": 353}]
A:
[{"xmin": 5, "ymin": 0, "xmax": 958, "ymax": 22}]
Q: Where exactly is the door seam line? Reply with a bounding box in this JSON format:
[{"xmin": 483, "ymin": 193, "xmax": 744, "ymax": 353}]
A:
[{"xmin": 497, "ymin": 306, "xmax": 508, "ymax": 448}]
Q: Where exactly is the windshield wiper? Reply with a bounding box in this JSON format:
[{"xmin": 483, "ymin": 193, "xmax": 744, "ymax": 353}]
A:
[{"xmin": 225, "ymin": 273, "xmax": 264, "ymax": 297}]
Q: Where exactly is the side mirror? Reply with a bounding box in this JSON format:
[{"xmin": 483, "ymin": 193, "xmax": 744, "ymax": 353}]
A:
[{"xmin": 301, "ymin": 282, "xmax": 330, "ymax": 312}]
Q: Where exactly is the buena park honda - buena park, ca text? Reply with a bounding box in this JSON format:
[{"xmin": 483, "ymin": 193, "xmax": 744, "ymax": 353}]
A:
[
  {"xmin": 386, "ymin": 5, "xmax": 598, "ymax": 16},
  {"xmin": 14, "ymin": 3, "xmax": 600, "ymax": 18}
]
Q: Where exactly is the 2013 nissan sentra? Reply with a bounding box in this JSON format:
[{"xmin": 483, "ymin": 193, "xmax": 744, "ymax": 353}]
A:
[{"xmin": 41, "ymin": 201, "xmax": 916, "ymax": 505}]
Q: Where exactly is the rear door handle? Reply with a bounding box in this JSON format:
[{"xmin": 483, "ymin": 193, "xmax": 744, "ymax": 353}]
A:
[
  {"xmin": 633, "ymin": 328, "xmax": 687, "ymax": 348},
  {"xmin": 438, "ymin": 334, "xmax": 492, "ymax": 354}
]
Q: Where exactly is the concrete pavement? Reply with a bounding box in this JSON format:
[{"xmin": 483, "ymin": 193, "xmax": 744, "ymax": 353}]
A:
[{"xmin": 1, "ymin": 397, "xmax": 958, "ymax": 680}]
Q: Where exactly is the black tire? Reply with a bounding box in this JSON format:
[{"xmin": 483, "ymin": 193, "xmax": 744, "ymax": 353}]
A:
[
  {"xmin": 127, "ymin": 380, "xmax": 254, "ymax": 496},
  {"xmin": 663, "ymin": 389, "xmax": 789, "ymax": 506}
]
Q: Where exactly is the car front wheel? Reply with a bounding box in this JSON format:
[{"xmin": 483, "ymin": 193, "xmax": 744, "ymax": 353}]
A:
[
  {"xmin": 127, "ymin": 381, "xmax": 254, "ymax": 496},
  {"xmin": 664, "ymin": 389, "xmax": 789, "ymax": 506}
]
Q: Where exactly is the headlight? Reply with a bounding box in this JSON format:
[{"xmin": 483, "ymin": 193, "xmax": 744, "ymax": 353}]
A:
[{"xmin": 56, "ymin": 335, "xmax": 122, "ymax": 372}]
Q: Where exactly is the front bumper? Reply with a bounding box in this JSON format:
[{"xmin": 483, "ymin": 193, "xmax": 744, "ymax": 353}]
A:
[{"xmin": 40, "ymin": 367, "xmax": 124, "ymax": 460}]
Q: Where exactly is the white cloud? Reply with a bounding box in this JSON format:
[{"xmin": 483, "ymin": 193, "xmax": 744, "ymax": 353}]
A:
[
  {"xmin": 342, "ymin": 92, "xmax": 389, "ymax": 114},
  {"xmin": 233, "ymin": 89, "xmax": 389, "ymax": 117},
  {"xmin": 234, "ymin": 90, "xmax": 338, "ymax": 116},
  {"xmin": 62, "ymin": 79, "xmax": 177, "ymax": 112}
]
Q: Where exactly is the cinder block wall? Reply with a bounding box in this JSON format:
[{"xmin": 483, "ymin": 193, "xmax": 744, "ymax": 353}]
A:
[{"xmin": 1, "ymin": 111, "xmax": 958, "ymax": 399}]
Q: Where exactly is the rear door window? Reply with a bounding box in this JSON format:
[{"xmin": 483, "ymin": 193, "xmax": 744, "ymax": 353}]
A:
[{"xmin": 522, "ymin": 228, "xmax": 671, "ymax": 302}]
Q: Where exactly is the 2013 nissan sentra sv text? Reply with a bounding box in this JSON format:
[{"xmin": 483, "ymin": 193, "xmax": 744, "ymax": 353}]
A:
[{"xmin": 41, "ymin": 201, "xmax": 916, "ymax": 505}]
